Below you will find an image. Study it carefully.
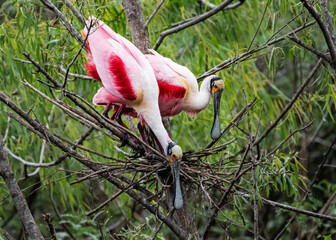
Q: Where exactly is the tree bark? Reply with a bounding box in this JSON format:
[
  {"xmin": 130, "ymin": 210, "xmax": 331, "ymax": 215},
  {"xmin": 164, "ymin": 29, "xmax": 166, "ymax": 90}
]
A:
[
  {"xmin": 0, "ymin": 133, "xmax": 45, "ymax": 240},
  {"xmin": 122, "ymin": 0, "xmax": 151, "ymax": 52}
]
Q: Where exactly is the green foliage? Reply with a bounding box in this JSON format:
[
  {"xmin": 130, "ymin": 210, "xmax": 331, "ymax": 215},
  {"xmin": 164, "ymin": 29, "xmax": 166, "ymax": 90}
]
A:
[{"xmin": 0, "ymin": 0, "xmax": 336, "ymax": 239}]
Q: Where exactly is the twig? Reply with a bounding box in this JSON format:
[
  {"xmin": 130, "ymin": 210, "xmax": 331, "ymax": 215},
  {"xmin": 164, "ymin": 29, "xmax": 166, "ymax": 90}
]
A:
[
  {"xmin": 86, "ymin": 190, "xmax": 123, "ymax": 217},
  {"xmin": 40, "ymin": 0, "xmax": 85, "ymax": 46},
  {"xmin": 266, "ymin": 121, "xmax": 313, "ymax": 158},
  {"xmin": 3, "ymin": 116, "xmax": 10, "ymax": 141},
  {"xmin": 62, "ymin": 20, "xmax": 92, "ymax": 88},
  {"xmin": 63, "ymin": 0, "xmax": 86, "ymax": 25},
  {"xmin": 153, "ymin": 0, "xmax": 235, "ymax": 50},
  {"xmin": 42, "ymin": 213, "xmax": 57, "ymax": 240},
  {"xmin": 145, "ymin": 0, "xmax": 165, "ymax": 27},
  {"xmin": 247, "ymin": 0, "xmax": 271, "ymax": 51},
  {"xmin": 310, "ymin": 136, "xmax": 336, "ymax": 188},
  {"xmin": 287, "ymin": 35, "xmax": 330, "ymax": 62},
  {"xmin": 237, "ymin": 192, "xmax": 336, "ymax": 223}
]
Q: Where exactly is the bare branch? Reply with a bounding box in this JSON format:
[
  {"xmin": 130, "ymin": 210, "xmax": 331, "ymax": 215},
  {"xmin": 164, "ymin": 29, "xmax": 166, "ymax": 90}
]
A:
[
  {"xmin": 145, "ymin": 0, "xmax": 165, "ymax": 27},
  {"xmin": 287, "ymin": 35, "xmax": 330, "ymax": 62},
  {"xmin": 266, "ymin": 121, "xmax": 313, "ymax": 158},
  {"xmin": 63, "ymin": 0, "xmax": 86, "ymax": 25},
  {"xmin": 238, "ymin": 192, "xmax": 336, "ymax": 223}
]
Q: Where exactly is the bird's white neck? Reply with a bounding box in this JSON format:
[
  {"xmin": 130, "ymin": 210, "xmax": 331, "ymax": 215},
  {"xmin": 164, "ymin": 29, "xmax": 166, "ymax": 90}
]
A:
[
  {"xmin": 183, "ymin": 77, "xmax": 212, "ymax": 115},
  {"xmin": 135, "ymin": 105, "xmax": 171, "ymax": 155}
]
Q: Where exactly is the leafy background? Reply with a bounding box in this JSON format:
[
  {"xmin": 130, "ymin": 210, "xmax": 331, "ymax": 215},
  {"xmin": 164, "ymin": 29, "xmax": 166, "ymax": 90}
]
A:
[{"xmin": 0, "ymin": 0, "xmax": 336, "ymax": 239}]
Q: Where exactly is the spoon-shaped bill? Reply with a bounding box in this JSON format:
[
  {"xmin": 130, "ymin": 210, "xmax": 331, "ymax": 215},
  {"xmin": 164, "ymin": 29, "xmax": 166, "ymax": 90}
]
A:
[
  {"xmin": 211, "ymin": 89, "xmax": 223, "ymax": 139},
  {"xmin": 171, "ymin": 160, "xmax": 183, "ymax": 209}
]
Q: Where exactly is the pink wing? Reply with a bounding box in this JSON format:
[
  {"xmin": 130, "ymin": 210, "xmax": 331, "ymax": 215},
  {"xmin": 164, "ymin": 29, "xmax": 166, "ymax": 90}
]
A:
[
  {"xmin": 93, "ymin": 87, "xmax": 120, "ymax": 105},
  {"xmin": 145, "ymin": 52, "xmax": 187, "ymax": 116},
  {"xmin": 84, "ymin": 17, "xmax": 145, "ymax": 102}
]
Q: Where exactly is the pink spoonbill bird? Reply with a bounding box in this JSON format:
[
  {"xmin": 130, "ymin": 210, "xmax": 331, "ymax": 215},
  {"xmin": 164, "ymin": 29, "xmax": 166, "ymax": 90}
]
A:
[
  {"xmin": 82, "ymin": 17, "xmax": 183, "ymax": 209},
  {"xmin": 93, "ymin": 50, "xmax": 225, "ymax": 140}
]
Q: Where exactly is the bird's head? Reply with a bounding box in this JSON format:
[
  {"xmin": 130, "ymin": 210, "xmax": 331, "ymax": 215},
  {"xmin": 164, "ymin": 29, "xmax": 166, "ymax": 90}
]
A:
[
  {"xmin": 207, "ymin": 75, "xmax": 224, "ymax": 140},
  {"xmin": 167, "ymin": 142, "xmax": 183, "ymax": 163},
  {"xmin": 209, "ymin": 76, "xmax": 225, "ymax": 95}
]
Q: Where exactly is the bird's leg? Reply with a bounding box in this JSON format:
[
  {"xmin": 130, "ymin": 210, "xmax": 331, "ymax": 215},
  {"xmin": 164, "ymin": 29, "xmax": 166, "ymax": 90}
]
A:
[
  {"xmin": 137, "ymin": 123, "xmax": 152, "ymax": 154},
  {"xmin": 151, "ymin": 132, "xmax": 165, "ymax": 154},
  {"xmin": 102, "ymin": 103, "xmax": 112, "ymax": 118}
]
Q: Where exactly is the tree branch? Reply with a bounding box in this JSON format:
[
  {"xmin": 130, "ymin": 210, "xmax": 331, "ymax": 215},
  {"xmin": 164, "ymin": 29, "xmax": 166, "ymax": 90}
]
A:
[
  {"xmin": 300, "ymin": 0, "xmax": 336, "ymax": 68},
  {"xmin": 0, "ymin": 133, "xmax": 44, "ymax": 239}
]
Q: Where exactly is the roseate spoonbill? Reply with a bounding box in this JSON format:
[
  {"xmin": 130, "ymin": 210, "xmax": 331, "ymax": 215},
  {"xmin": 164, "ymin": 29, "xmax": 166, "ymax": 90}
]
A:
[
  {"xmin": 82, "ymin": 17, "xmax": 183, "ymax": 209},
  {"xmin": 93, "ymin": 54, "xmax": 224, "ymax": 140}
]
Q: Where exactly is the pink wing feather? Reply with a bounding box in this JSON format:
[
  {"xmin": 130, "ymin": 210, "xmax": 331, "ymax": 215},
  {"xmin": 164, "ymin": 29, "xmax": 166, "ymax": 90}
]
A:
[{"xmin": 84, "ymin": 17, "xmax": 144, "ymax": 102}]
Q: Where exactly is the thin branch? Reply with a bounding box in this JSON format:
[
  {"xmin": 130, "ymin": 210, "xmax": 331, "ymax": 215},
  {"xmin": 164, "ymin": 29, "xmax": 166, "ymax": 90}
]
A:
[
  {"xmin": 247, "ymin": 0, "xmax": 271, "ymax": 51},
  {"xmin": 238, "ymin": 192, "xmax": 336, "ymax": 223},
  {"xmin": 3, "ymin": 116, "xmax": 10, "ymax": 142},
  {"xmin": 242, "ymin": 89, "xmax": 259, "ymax": 240},
  {"xmin": 153, "ymin": 0, "xmax": 236, "ymax": 50},
  {"xmin": 266, "ymin": 121, "xmax": 313, "ymax": 158},
  {"xmin": 310, "ymin": 136, "xmax": 336, "ymax": 188},
  {"xmin": 287, "ymin": 35, "xmax": 330, "ymax": 62},
  {"xmin": 63, "ymin": 0, "xmax": 86, "ymax": 25},
  {"xmin": 40, "ymin": 0, "xmax": 85, "ymax": 46},
  {"xmin": 145, "ymin": 0, "xmax": 165, "ymax": 27},
  {"xmin": 62, "ymin": 20, "xmax": 92, "ymax": 88}
]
